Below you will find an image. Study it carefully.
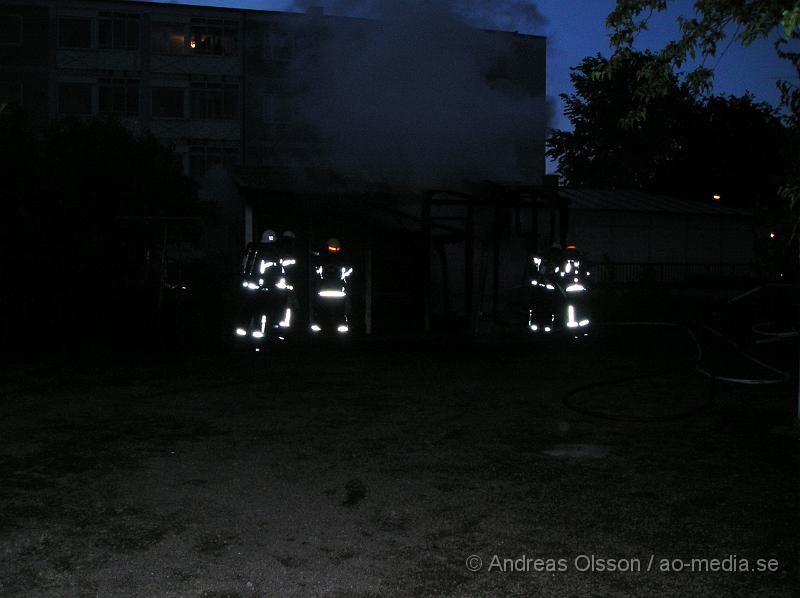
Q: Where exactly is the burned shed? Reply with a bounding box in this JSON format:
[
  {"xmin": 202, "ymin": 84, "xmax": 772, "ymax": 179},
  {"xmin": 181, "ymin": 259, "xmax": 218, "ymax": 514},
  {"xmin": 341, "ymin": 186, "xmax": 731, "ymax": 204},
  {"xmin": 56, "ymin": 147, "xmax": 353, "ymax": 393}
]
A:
[{"xmin": 1, "ymin": 0, "xmax": 549, "ymax": 338}]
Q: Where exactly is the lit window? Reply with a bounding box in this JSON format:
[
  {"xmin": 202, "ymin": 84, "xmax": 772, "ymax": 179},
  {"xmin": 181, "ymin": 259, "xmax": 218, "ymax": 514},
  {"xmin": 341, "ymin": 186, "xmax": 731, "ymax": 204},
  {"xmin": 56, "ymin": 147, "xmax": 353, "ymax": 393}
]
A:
[
  {"xmin": 151, "ymin": 22, "xmax": 186, "ymax": 54},
  {"xmin": 0, "ymin": 15, "xmax": 22, "ymax": 45},
  {"xmin": 190, "ymin": 17, "xmax": 238, "ymax": 56},
  {"xmin": 59, "ymin": 17, "xmax": 91, "ymax": 49}
]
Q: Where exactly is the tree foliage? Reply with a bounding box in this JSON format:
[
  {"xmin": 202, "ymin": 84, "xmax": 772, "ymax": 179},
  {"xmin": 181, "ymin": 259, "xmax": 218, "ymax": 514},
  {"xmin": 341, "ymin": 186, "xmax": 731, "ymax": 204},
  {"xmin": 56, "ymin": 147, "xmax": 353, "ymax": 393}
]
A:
[
  {"xmin": 604, "ymin": 0, "xmax": 800, "ymax": 239},
  {"xmin": 606, "ymin": 0, "xmax": 800, "ymax": 113},
  {"xmin": 547, "ymin": 52, "xmax": 790, "ymax": 203},
  {"xmin": 0, "ymin": 109, "xmax": 197, "ymax": 348},
  {"xmin": 548, "ymin": 52, "xmax": 693, "ymax": 191}
]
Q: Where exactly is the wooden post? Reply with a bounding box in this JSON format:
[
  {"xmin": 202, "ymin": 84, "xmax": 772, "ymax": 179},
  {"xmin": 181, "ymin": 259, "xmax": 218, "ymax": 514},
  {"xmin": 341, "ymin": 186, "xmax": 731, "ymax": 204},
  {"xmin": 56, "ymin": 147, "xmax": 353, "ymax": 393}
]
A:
[
  {"xmin": 156, "ymin": 222, "xmax": 168, "ymax": 317},
  {"xmin": 422, "ymin": 194, "xmax": 432, "ymax": 332},
  {"xmin": 543, "ymin": 174, "xmax": 561, "ymax": 246},
  {"xmin": 492, "ymin": 206, "xmax": 500, "ymax": 320},
  {"xmin": 465, "ymin": 203, "xmax": 475, "ymax": 330},
  {"xmin": 307, "ymin": 212, "xmax": 314, "ymax": 332},
  {"xmin": 796, "ymin": 249, "xmax": 800, "ymax": 431},
  {"xmin": 365, "ymin": 208, "xmax": 373, "ymax": 335},
  {"xmin": 244, "ymin": 203, "xmax": 253, "ymax": 245}
]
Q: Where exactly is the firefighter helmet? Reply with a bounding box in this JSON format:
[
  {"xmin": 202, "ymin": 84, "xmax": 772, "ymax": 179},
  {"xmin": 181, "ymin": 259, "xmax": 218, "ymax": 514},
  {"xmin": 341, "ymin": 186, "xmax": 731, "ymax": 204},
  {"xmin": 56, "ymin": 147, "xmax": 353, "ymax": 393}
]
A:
[{"xmin": 326, "ymin": 238, "xmax": 342, "ymax": 253}]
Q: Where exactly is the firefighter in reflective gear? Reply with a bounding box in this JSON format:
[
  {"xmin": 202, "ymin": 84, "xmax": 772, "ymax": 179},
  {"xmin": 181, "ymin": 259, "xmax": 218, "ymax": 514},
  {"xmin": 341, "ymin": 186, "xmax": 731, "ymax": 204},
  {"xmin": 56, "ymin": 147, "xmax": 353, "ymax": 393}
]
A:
[
  {"xmin": 528, "ymin": 244, "xmax": 591, "ymax": 334},
  {"xmin": 234, "ymin": 229, "xmax": 292, "ymax": 340},
  {"xmin": 279, "ymin": 231, "xmax": 297, "ymax": 284},
  {"xmin": 276, "ymin": 230, "xmax": 298, "ymax": 332},
  {"xmin": 310, "ymin": 237, "xmax": 353, "ymax": 335}
]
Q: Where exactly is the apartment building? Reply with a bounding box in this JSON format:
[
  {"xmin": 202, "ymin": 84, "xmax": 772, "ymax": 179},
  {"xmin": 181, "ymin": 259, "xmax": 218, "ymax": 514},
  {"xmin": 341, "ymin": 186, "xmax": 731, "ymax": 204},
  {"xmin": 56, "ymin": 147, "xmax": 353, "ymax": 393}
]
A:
[
  {"xmin": 1, "ymin": 0, "xmax": 244, "ymax": 180},
  {"xmin": 0, "ymin": 0, "xmax": 547, "ymax": 184},
  {"xmin": 0, "ymin": 0, "xmax": 549, "ymax": 332}
]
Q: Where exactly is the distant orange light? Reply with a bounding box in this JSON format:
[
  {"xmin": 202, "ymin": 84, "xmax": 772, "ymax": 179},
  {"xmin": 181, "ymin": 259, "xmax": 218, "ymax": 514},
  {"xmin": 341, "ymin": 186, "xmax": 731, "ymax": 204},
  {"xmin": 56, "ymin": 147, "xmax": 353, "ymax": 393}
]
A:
[
  {"xmin": 712, "ymin": 194, "xmax": 721, "ymax": 201},
  {"xmin": 327, "ymin": 245, "xmax": 341, "ymax": 253},
  {"xmin": 566, "ymin": 245, "xmax": 577, "ymax": 250}
]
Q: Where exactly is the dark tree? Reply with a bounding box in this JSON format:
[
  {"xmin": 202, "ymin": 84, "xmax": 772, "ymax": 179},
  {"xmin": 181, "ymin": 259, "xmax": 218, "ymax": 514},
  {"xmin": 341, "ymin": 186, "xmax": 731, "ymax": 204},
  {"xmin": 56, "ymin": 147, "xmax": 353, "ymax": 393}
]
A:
[
  {"xmin": 547, "ymin": 52, "xmax": 694, "ymax": 192},
  {"xmin": 678, "ymin": 94, "xmax": 791, "ymax": 204},
  {"xmin": 0, "ymin": 110, "xmax": 197, "ymax": 350},
  {"xmin": 547, "ymin": 51, "xmax": 789, "ymax": 205},
  {"xmin": 605, "ymin": 1, "xmax": 800, "ymax": 116}
]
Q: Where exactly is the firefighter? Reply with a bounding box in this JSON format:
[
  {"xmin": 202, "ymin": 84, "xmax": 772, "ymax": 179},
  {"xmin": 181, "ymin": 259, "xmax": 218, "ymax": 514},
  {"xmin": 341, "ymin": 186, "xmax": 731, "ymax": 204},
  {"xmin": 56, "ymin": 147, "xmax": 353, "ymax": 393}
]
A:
[
  {"xmin": 234, "ymin": 229, "xmax": 287, "ymax": 341},
  {"xmin": 310, "ymin": 237, "xmax": 353, "ymax": 335},
  {"xmin": 279, "ymin": 231, "xmax": 297, "ymax": 281},
  {"xmin": 528, "ymin": 246, "xmax": 559, "ymax": 333},
  {"xmin": 275, "ymin": 230, "xmax": 298, "ymax": 333},
  {"xmin": 528, "ymin": 244, "xmax": 590, "ymax": 334}
]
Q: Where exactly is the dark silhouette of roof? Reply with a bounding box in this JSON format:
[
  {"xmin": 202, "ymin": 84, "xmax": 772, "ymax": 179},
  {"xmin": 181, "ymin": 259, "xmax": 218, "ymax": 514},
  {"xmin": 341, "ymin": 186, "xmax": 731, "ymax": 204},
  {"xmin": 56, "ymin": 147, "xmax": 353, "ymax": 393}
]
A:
[{"xmin": 562, "ymin": 188, "xmax": 751, "ymax": 216}]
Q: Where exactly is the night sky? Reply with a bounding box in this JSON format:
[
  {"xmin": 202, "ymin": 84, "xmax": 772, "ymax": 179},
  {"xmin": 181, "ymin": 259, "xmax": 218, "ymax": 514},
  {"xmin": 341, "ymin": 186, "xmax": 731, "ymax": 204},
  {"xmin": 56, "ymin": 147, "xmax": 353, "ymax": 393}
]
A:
[{"xmin": 151, "ymin": 0, "xmax": 795, "ymax": 171}]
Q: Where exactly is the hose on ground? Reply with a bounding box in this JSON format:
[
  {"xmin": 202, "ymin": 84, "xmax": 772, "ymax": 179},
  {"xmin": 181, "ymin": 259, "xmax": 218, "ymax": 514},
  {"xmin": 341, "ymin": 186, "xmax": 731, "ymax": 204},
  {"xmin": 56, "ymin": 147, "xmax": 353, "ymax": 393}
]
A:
[{"xmin": 562, "ymin": 321, "xmax": 791, "ymax": 422}]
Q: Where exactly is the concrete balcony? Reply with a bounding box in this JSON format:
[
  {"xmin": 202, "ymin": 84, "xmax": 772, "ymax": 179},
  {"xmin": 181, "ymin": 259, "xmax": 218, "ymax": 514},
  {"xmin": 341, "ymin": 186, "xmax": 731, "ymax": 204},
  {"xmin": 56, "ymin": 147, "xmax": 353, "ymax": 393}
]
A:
[
  {"xmin": 57, "ymin": 49, "xmax": 141, "ymax": 72},
  {"xmin": 149, "ymin": 118, "xmax": 240, "ymax": 141},
  {"xmin": 150, "ymin": 54, "xmax": 241, "ymax": 77}
]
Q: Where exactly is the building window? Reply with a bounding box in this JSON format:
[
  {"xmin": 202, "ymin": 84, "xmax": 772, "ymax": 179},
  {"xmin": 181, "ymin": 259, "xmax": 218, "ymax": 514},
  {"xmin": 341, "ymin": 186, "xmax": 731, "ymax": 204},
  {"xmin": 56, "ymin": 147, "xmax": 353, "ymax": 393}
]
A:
[
  {"xmin": 265, "ymin": 27, "xmax": 293, "ymax": 61},
  {"xmin": 0, "ymin": 15, "xmax": 22, "ymax": 45},
  {"xmin": 0, "ymin": 81, "xmax": 23, "ymax": 107},
  {"xmin": 151, "ymin": 22, "xmax": 186, "ymax": 54},
  {"xmin": 264, "ymin": 92, "xmax": 293, "ymax": 126},
  {"xmin": 189, "ymin": 18, "xmax": 237, "ymax": 56},
  {"xmin": 59, "ymin": 17, "xmax": 92, "ymax": 49},
  {"xmin": 264, "ymin": 93, "xmax": 294, "ymax": 139},
  {"xmin": 189, "ymin": 145, "xmax": 238, "ymax": 180},
  {"xmin": 99, "ymin": 78, "xmax": 139, "ymax": 116},
  {"xmin": 98, "ymin": 12, "xmax": 139, "ymax": 50},
  {"xmin": 58, "ymin": 83, "xmax": 92, "ymax": 115},
  {"xmin": 152, "ymin": 87, "xmax": 185, "ymax": 118},
  {"xmin": 191, "ymin": 82, "xmax": 238, "ymax": 120}
]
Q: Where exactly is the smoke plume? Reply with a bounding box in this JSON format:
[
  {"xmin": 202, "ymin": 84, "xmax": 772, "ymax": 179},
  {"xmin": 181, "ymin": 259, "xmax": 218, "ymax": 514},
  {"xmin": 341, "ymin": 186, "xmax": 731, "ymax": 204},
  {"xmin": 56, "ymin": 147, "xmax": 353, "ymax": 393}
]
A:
[{"xmin": 286, "ymin": 0, "xmax": 549, "ymax": 188}]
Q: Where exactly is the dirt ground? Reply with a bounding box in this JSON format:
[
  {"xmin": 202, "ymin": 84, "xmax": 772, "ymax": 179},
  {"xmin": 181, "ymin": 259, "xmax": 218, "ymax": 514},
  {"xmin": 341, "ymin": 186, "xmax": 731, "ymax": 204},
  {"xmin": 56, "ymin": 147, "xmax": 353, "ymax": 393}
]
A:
[{"xmin": 0, "ymin": 326, "xmax": 797, "ymax": 597}]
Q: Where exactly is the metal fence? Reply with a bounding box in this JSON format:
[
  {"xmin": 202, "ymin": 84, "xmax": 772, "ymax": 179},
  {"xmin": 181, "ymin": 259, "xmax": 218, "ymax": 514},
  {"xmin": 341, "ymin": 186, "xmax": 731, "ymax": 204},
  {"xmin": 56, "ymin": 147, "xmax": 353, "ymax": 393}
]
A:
[{"xmin": 591, "ymin": 263, "xmax": 756, "ymax": 284}]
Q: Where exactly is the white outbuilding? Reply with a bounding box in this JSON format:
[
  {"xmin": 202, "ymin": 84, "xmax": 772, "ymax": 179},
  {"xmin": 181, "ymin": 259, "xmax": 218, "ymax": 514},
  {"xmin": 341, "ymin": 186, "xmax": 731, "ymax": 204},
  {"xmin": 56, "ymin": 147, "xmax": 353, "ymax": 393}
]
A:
[{"xmin": 563, "ymin": 188, "xmax": 756, "ymax": 283}]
